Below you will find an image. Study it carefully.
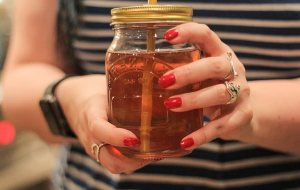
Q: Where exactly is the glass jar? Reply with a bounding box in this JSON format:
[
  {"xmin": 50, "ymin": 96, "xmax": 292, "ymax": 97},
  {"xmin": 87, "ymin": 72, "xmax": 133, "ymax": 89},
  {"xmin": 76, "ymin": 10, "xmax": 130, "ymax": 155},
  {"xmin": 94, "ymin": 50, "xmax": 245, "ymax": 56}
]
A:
[{"xmin": 106, "ymin": 5, "xmax": 203, "ymax": 159}]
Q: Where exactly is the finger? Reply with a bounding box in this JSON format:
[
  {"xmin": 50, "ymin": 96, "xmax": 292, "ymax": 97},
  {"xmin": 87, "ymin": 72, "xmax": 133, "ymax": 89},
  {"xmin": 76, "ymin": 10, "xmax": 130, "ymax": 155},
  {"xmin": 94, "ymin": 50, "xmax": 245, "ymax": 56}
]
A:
[
  {"xmin": 159, "ymin": 56, "xmax": 231, "ymax": 89},
  {"xmin": 164, "ymin": 83, "xmax": 231, "ymax": 112},
  {"xmin": 180, "ymin": 103, "xmax": 252, "ymax": 150},
  {"xmin": 165, "ymin": 22, "xmax": 228, "ymax": 57},
  {"xmin": 99, "ymin": 145, "xmax": 154, "ymax": 174},
  {"xmin": 85, "ymin": 97, "xmax": 141, "ymax": 147}
]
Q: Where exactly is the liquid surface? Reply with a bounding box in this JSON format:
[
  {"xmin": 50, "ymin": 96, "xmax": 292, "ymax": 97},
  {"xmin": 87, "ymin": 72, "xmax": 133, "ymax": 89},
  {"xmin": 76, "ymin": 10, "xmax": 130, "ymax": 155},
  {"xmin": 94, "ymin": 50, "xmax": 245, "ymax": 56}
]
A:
[{"xmin": 106, "ymin": 50, "xmax": 203, "ymax": 159}]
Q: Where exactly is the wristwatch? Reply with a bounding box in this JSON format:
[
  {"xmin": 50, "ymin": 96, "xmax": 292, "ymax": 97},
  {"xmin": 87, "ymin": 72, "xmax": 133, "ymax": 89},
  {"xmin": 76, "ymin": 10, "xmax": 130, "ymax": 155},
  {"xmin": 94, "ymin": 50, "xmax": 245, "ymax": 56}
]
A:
[{"xmin": 39, "ymin": 76, "xmax": 77, "ymax": 138}]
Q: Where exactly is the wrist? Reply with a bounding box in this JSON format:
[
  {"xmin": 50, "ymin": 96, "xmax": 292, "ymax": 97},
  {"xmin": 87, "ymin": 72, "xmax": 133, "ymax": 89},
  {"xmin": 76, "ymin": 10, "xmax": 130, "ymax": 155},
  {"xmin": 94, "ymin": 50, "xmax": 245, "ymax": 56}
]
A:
[{"xmin": 39, "ymin": 75, "xmax": 77, "ymax": 138}]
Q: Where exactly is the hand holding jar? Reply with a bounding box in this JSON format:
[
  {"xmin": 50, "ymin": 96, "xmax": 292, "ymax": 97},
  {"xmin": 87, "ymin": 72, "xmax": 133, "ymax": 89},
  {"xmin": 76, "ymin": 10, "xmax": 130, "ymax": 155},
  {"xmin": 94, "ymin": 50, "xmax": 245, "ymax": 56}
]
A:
[{"xmin": 160, "ymin": 22, "xmax": 253, "ymax": 150}]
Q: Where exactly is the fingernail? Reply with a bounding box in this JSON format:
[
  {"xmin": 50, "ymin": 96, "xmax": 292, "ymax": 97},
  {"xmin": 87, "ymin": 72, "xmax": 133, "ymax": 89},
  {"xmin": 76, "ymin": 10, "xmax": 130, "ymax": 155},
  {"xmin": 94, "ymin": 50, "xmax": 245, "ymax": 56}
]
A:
[
  {"xmin": 164, "ymin": 97, "xmax": 182, "ymax": 109},
  {"xmin": 124, "ymin": 138, "xmax": 141, "ymax": 147},
  {"xmin": 181, "ymin": 137, "xmax": 194, "ymax": 149},
  {"xmin": 164, "ymin": 29, "xmax": 178, "ymax": 41},
  {"xmin": 158, "ymin": 73, "xmax": 176, "ymax": 88}
]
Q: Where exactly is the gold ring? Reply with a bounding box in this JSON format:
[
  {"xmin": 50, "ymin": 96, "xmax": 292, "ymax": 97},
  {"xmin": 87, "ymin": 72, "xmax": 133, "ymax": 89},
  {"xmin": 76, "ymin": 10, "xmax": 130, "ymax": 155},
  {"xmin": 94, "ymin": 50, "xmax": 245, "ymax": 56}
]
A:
[
  {"xmin": 222, "ymin": 51, "xmax": 238, "ymax": 80},
  {"xmin": 91, "ymin": 143, "xmax": 108, "ymax": 162},
  {"xmin": 224, "ymin": 81, "xmax": 240, "ymax": 104}
]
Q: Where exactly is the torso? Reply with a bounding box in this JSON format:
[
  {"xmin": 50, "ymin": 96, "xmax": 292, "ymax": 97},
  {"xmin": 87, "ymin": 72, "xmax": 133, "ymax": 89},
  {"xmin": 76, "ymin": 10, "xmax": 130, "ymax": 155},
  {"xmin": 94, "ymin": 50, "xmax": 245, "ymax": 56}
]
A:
[{"xmin": 56, "ymin": 1, "xmax": 300, "ymax": 189}]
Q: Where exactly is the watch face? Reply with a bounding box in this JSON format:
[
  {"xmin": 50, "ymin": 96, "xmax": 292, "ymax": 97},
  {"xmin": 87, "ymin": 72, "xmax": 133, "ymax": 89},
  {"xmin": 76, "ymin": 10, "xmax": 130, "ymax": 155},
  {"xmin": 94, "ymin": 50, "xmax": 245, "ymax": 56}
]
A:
[{"xmin": 39, "ymin": 98, "xmax": 62, "ymax": 135}]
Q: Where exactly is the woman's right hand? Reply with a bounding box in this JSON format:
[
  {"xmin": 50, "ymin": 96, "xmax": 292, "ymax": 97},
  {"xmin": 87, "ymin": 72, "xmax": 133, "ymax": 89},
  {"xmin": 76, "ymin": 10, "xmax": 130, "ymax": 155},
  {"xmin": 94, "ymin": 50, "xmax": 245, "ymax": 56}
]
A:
[{"xmin": 55, "ymin": 74, "xmax": 154, "ymax": 174}]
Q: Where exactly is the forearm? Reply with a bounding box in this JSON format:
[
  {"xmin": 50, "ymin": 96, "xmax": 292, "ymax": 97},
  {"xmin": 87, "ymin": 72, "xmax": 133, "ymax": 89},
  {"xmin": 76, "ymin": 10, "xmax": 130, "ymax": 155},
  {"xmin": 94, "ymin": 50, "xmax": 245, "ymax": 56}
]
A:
[
  {"xmin": 243, "ymin": 78, "xmax": 300, "ymax": 154},
  {"xmin": 1, "ymin": 63, "xmax": 72, "ymax": 143}
]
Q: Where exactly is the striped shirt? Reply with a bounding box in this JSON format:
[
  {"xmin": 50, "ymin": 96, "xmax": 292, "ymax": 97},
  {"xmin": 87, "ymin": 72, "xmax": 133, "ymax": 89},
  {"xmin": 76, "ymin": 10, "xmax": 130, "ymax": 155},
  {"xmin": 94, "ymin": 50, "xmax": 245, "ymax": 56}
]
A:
[{"xmin": 54, "ymin": 0, "xmax": 300, "ymax": 190}]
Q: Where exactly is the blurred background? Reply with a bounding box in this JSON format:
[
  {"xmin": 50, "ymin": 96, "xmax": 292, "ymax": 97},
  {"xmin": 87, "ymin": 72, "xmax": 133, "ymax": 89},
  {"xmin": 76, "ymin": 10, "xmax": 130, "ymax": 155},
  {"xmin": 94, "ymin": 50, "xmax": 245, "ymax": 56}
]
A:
[{"xmin": 0, "ymin": 0, "xmax": 60, "ymax": 190}]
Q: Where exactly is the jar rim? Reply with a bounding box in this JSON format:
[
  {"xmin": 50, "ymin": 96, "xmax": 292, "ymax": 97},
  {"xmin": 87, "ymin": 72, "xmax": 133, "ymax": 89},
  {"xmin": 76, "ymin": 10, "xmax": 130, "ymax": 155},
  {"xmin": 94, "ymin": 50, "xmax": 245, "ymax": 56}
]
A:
[{"xmin": 111, "ymin": 5, "xmax": 193, "ymax": 25}]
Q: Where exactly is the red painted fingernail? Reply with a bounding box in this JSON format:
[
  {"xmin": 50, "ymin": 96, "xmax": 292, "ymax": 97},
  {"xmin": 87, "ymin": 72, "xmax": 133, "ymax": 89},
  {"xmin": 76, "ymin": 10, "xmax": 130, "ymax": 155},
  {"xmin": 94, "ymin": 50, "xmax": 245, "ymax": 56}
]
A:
[
  {"xmin": 164, "ymin": 97, "xmax": 182, "ymax": 109},
  {"xmin": 164, "ymin": 29, "xmax": 178, "ymax": 41},
  {"xmin": 124, "ymin": 138, "xmax": 141, "ymax": 147},
  {"xmin": 181, "ymin": 137, "xmax": 194, "ymax": 149},
  {"xmin": 158, "ymin": 73, "xmax": 176, "ymax": 88}
]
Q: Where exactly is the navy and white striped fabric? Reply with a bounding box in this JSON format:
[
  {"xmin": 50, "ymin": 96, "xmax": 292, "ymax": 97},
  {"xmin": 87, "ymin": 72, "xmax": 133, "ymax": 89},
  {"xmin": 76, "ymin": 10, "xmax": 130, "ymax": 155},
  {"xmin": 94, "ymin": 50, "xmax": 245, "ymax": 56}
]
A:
[{"xmin": 54, "ymin": 0, "xmax": 300, "ymax": 189}]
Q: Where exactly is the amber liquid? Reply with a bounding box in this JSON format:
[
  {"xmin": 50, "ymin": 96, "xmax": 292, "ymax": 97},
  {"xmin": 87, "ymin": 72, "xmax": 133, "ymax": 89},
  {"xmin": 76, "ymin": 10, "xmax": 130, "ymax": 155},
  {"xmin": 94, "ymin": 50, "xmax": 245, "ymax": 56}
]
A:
[{"xmin": 106, "ymin": 49, "xmax": 203, "ymax": 159}]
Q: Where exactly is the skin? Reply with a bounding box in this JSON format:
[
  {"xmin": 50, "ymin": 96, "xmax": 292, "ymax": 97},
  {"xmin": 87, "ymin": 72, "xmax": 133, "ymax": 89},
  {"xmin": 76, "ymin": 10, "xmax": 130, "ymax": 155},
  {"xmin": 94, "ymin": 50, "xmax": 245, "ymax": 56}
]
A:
[{"xmin": 1, "ymin": 0, "xmax": 300, "ymax": 174}]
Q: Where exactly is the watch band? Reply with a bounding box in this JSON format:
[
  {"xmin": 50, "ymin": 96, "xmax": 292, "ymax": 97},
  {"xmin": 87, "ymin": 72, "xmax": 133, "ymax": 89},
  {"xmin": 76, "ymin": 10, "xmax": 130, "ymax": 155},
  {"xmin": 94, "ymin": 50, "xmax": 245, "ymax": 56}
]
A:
[
  {"xmin": 39, "ymin": 75, "xmax": 77, "ymax": 138},
  {"xmin": 44, "ymin": 75, "xmax": 74, "ymax": 96}
]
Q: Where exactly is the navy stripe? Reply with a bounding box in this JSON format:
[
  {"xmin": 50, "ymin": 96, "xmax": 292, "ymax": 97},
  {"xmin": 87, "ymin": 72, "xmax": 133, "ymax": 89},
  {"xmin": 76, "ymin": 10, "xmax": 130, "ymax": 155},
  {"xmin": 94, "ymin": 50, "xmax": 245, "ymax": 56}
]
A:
[
  {"xmin": 81, "ymin": 22, "xmax": 111, "ymax": 29},
  {"xmin": 209, "ymin": 25, "xmax": 300, "ymax": 36},
  {"xmin": 235, "ymin": 53, "xmax": 300, "ymax": 62},
  {"xmin": 223, "ymin": 39, "xmax": 300, "ymax": 50},
  {"xmin": 194, "ymin": 10, "xmax": 300, "ymax": 20},
  {"xmin": 66, "ymin": 159, "xmax": 116, "ymax": 187},
  {"xmin": 75, "ymin": 36, "xmax": 113, "ymax": 42},
  {"xmin": 119, "ymin": 179, "xmax": 300, "ymax": 190}
]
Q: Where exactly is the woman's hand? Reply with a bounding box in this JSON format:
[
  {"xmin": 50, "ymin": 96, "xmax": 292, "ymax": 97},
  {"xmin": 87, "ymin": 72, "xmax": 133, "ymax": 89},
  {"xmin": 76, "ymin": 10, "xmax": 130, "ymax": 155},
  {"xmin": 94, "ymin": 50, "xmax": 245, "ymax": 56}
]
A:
[
  {"xmin": 55, "ymin": 75, "xmax": 154, "ymax": 174},
  {"xmin": 160, "ymin": 23, "xmax": 253, "ymax": 150}
]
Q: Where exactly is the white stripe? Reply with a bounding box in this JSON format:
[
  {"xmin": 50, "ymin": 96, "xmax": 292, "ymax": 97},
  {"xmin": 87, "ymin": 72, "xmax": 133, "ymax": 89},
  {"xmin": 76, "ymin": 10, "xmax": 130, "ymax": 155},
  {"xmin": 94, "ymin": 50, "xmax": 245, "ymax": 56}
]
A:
[
  {"xmin": 246, "ymin": 69, "xmax": 300, "ymax": 79},
  {"xmin": 231, "ymin": 45, "xmax": 300, "ymax": 57},
  {"xmin": 81, "ymin": 15, "xmax": 111, "ymax": 23},
  {"xmin": 194, "ymin": 17, "xmax": 300, "ymax": 28},
  {"xmin": 120, "ymin": 171, "xmax": 300, "ymax": 188},
  {"xmin": 65, "ymin": 178, "xmax": 85, "ymax": 190},
  {"xmin": 198, "ymin": 141, "xmax": 256, "ymax": 152},
  {"xmin": 83, "ymin": 1, "xmax": 300, "ymax": 11},
  {"xmin": 74, "ymin": 40, "xmax": 111, "ymax": 49},
  {"xmin": 77, "ymin": 29, "xmax": 114, "ymax": 37},
  {"xmin": 79, "ymin": 61, "xmax": 106, "ymax": 72},
  {"xmin": 76, "ymin": 52, "xmax": 106, "ymax": 62},
  {"xmin": 217, "ymin": 32, "xmax": 300, "ymax": 44},
  {"xmin": 241, "ymin": 58, "xmax": 300, "ymax": 68},
  {"xmin": 158, "ymin": 155, "xmax": 300, "ymax": 170}
]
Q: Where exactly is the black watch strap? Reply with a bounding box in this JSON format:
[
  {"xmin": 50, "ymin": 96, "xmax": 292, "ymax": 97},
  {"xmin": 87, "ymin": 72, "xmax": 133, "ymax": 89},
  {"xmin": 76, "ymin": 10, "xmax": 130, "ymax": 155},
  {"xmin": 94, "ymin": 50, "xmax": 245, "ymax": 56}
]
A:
[{"xmin": 39, "ymin": 75, "xmax": 77, "ymax": 138}]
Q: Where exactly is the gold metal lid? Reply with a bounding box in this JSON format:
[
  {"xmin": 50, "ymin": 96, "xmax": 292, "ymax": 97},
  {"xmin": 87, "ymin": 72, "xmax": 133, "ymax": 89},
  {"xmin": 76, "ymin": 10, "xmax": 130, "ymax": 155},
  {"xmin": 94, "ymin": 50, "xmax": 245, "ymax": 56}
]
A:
[{"xmin": 111, "ymin": 5, "xmax": 193, "ymax": 25}]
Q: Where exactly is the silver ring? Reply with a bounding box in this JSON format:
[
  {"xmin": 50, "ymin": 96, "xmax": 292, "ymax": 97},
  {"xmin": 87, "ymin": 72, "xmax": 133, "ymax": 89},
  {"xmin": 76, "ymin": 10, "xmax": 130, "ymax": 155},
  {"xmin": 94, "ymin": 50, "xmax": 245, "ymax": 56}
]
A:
[
  {"xmin": 91, "ymin": 143, "xmax": 108, "ymax": 162},
  {"xmin": 222, "ymin": 51, "xmax": 238, "ymax": 80},
  {"xmin": 224, "ymin": 81, "xmax": 240, "ymax": 104}
]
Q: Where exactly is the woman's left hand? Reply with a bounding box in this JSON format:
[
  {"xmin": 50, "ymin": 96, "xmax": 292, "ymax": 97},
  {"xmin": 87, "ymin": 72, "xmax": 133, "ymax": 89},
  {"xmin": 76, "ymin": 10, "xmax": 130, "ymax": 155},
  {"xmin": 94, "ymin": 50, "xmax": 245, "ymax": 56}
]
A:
[{"xmin": 159, "ymin": 22, "xmax": 253, "ymax": 149}]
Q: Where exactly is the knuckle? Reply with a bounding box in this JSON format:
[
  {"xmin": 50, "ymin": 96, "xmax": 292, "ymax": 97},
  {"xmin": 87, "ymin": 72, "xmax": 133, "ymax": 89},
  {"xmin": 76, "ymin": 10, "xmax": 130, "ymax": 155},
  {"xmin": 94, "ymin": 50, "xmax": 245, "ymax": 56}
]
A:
[
  {"xmin": 188, "ymin": 94, "xmax": 198, "ymax": 110},
  {"xmin": 201, "ymin": 24, "xmax": 213, "ymax": 37},
  {"xmin": 210, "ymin": 58, "xmax": 223, "ymax": 75},
  {"xmin": 89, "ymin": 120, "xmax": 98, "ymax": 137},
  {"xmin": 182, "ymin": 65, "xmax": 193, "ymax": 84},
  {"xmin": 243, "ymin": 105, "xmax": 254, "ymax": 122},
  {"xmin": 241, "ymin": 85, "xmax": 251, "ymax": 96},
  {"xmin": 214, "ymin": 124, "xmax": 224, "ymax": 136},
  {"xmin": 215, "ymin": 84, "xmax": 228, "ymax": 103},
  {"xmin": 239, "ymin": 64, "xmax": 246, "ymax": 75}
]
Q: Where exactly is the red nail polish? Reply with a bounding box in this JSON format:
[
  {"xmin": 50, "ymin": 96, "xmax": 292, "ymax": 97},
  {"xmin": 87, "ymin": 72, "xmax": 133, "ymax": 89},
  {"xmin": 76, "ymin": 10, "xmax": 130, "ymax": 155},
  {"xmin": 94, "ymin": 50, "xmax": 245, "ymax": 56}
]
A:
[
  {"xmin": 158, "ymin": 73, "xmax": 176, "ymax": 88},
  {"xmin": 181, "ymin": 137, "xmax": 194, "ymax": 149},
  {"xmin": 124, "ymin": 138, "xmax": 141, "ymax": 147},
  {"xmin": 164, "ymin": 97, "xmax": 182, "ymax": 109},
  {"xmin": 164, "ymin": 29, "xmax": 178, "ymax": 41}
]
